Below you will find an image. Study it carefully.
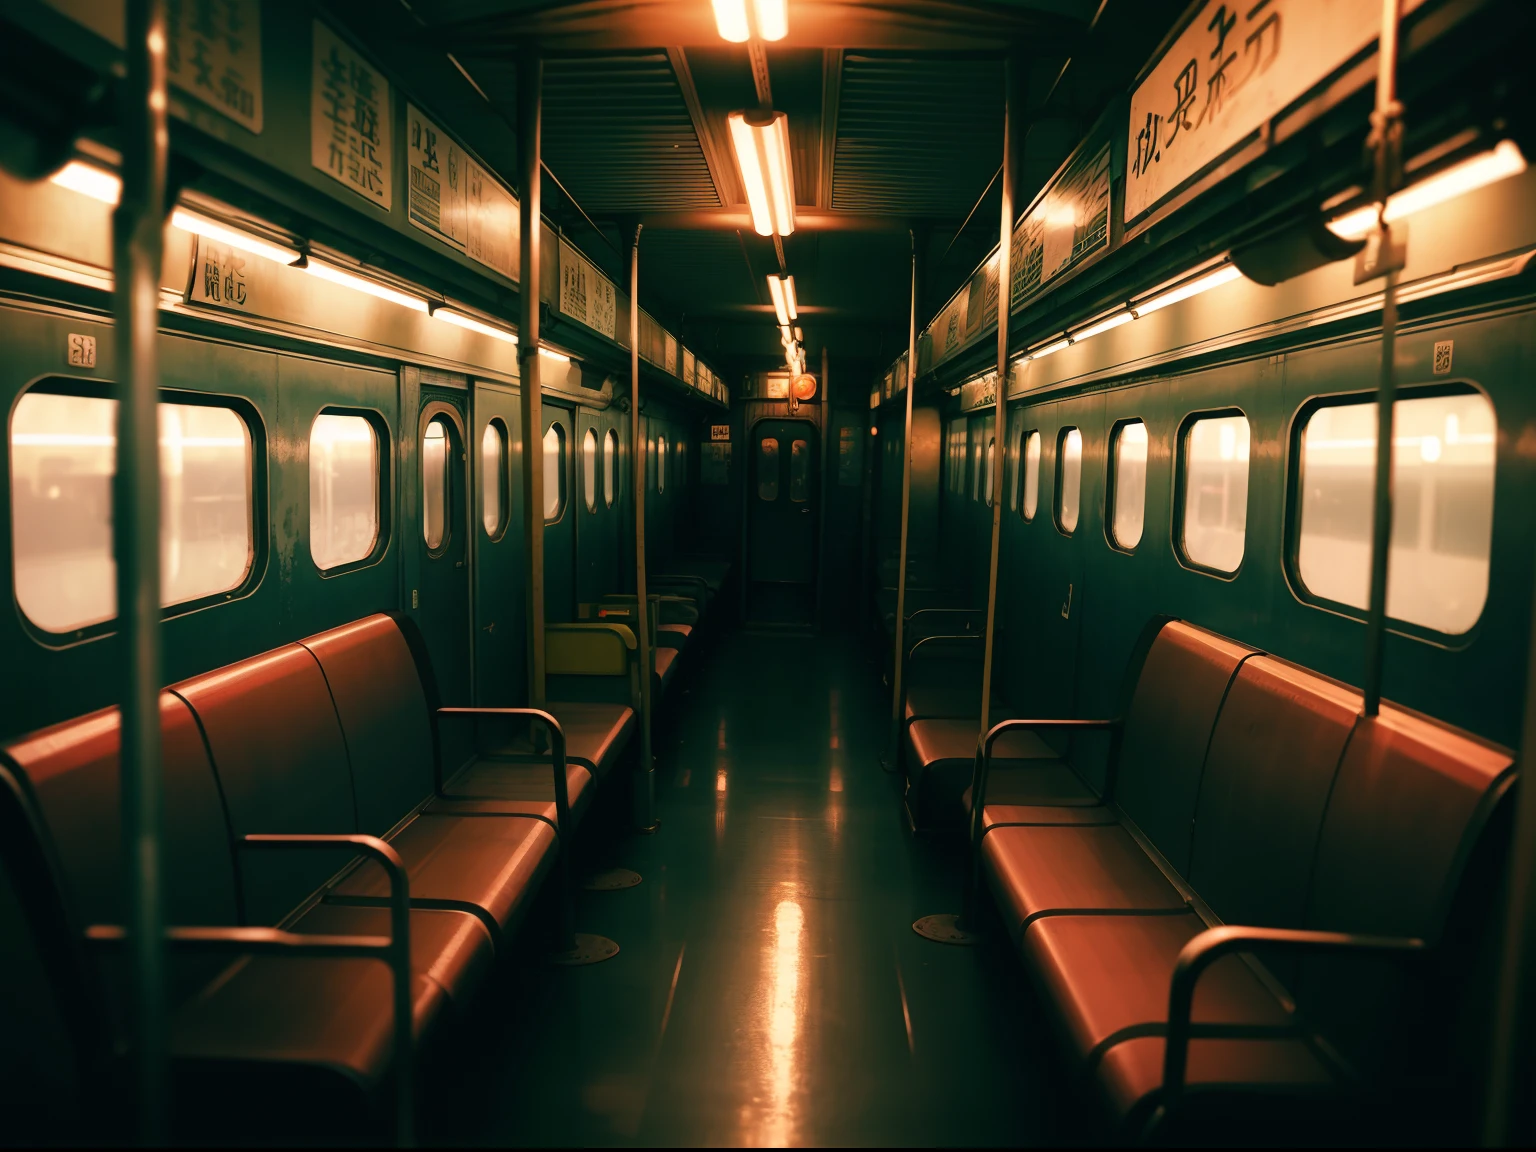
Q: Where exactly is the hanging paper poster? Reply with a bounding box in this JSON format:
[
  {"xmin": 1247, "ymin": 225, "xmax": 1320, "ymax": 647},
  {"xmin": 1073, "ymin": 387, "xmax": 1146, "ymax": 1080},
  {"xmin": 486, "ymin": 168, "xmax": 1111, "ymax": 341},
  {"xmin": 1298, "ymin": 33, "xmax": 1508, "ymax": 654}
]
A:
[
  {"xmin": 406, "ymin": 103, "xmax": 466, "ymax": 247},
  {"xmin": 311, "ymin": 21, "xmax": 390, "ymax": 209},
  {"xmin": 465, "ymin": 161, "xmax": 518, "ymax": 281},
  {"xmin": 1010, "ymin": 141, "xmax": 1111, "ymax": 307},
  {"xmin": 166, "ymin": 0, "xmax": 263, "ymax": 131}
]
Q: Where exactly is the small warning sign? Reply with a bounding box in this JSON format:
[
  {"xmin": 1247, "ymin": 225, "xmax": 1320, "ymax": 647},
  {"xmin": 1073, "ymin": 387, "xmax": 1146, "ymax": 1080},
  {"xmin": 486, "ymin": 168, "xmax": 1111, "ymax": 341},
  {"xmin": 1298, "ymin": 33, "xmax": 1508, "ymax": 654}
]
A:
[{"xmin": 710, "ymin": 424, "xmax": 731, "ymax": 441}]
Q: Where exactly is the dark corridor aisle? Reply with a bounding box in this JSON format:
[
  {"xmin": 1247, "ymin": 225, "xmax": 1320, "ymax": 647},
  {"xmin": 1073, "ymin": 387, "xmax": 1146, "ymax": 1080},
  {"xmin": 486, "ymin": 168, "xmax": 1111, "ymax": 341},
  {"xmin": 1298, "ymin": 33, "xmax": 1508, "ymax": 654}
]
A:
[{"xmin": 439, "ymin": 631, "xmax": 1065, "ymax": 1147}]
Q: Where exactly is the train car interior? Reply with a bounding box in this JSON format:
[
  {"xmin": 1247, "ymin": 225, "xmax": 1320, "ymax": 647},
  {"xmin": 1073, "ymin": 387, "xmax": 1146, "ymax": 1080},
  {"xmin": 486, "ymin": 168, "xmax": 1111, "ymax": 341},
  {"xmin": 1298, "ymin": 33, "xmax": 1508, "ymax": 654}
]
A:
[{"xmin": 2, "ymin": 0, "xmax": 1536, "ymax": 1145}]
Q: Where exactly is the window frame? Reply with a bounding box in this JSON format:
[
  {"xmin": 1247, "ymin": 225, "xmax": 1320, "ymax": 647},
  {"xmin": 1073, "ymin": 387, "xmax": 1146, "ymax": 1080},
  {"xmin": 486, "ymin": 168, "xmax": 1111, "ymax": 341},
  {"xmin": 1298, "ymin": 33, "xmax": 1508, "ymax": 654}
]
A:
[
  {"xmin": 1282, "ymin": 382, "xmax": 1495, "ymax": 642},
  {"xmin": 1106, "ymin": 417, "xmax": 1149, "ymax": 554},
  {"xmin": 1054, "ymin": 426, "xmax": 1083, "ymax": 536},
  {"xmin": 480, "ymin": 417, "xmax": 510, "ymax": 541},
  {"xmin": 312, "ymin": 405, "xmax": 390, "ymax": 578},
  {"xmin": 1173, "ymin": 407, "xmax": 1251, "ymax": 580},
  {"xmin": 420, "ymin": 411, "xmax": 459, "ymax": 557},
  {"xmin": 542, "ymin": 419, "xmax": 568, "ymax": 525},
  {"xmin": 10, "ymin": 378, "xmax": 270, "ymax": 644}
]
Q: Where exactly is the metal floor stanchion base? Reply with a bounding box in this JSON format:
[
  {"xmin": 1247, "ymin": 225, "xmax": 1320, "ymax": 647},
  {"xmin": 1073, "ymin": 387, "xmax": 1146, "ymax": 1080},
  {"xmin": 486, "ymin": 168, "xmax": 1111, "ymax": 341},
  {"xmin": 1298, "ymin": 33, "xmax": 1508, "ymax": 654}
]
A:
[
  {"xmin": 549, "ymin": 933, "xmax": 621, "ymax": 966},
  {"xmin": 583, "ymin": 868, "xmax": 643, "ymax": 891},
  {"xmin": 912, "ymin": 913, "xmax": 981, "ymax": 946}
]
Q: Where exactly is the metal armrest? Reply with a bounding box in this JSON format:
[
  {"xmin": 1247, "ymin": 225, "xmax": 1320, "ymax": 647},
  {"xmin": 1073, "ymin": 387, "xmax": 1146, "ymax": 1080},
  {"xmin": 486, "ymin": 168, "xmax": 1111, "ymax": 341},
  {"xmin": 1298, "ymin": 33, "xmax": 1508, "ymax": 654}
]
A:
[
  {"xmin": 967, "ymin": 718, "xmax": 1121, "ymax": 855},
  {"xmin": 1162, "ymin": 925, "xmax": 1426, "ymax": 1106},
  {"xmin": 86, "ymin": 833, "xmax": 415, "ymax": 1146}
]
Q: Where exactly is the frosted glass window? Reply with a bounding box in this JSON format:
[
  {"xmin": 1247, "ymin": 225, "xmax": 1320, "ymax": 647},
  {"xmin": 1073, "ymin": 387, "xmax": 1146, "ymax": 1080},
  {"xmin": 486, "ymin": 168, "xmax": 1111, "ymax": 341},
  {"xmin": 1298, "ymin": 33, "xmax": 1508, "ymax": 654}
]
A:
[
  {"xmin": 1056, "ymin": 428, "xmax": 1082, "ymax": 534},
  {"xmin": 582, "ymin": 428, "xmax": 598, "ymax": 512},
  {"xmin": 1296, "ymin": 392, "xmax": 1494, "ymax": 634},
  {"xmin": 11, "ymin": 392, "xmax": 254, "ymax": 633},
  {"xmin": 603, "ymin": 428, "xmax": 618, "ymax": 507},
  {"xmin": 422, "ymin": 418, "xmax": 449, "ymax": 550},
  {"xmin": 1008, "ymin": 427, "xmax": 1021, "ymax": 511},
  {"xmin": 481, "ymin": 420, "xmax": 506, "ymax": 537},
  {"xmin": 790, "ymin": 439, "xmax": 810, "ymax": 502},
  {"xmin": 1022, "ymin": 431, "xmax": 1041, "ymax": 521},
  {"xmin": 658, "ymin": 434, "xmax": 668, "ymax": 493},
  {"xmin": 759, "ymin": 438, "xmax": 779, "ymax": 500},
  {"xmin": 984, "ymin": 438, "xmax": 996, "ymax": 507},
  {"xmin": 311, "ymin": 413, "xmax": 378, "ymax": 571},
  {"xmin": 1111, "ymin": 421, "xmax": 1148, "ymax": 550},
  {"xmin": 972, "ymin": 430, "xmax": 982, "ymax": 502},
  {"xmin": 543, "ymin": 423, "xmax": 564, "ymax": 522},
  {"xmin": 1181, "ymin": 414, "xmax": 1249, "ymax": 573}
]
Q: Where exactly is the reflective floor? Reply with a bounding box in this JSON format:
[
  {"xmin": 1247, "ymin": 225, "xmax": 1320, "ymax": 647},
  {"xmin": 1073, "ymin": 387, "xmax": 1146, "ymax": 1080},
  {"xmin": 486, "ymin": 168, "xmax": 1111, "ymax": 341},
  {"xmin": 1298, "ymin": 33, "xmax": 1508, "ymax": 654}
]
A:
[{"xmin": 435, "ymin": 631, "xmax": 1066, "ymax": 1147}]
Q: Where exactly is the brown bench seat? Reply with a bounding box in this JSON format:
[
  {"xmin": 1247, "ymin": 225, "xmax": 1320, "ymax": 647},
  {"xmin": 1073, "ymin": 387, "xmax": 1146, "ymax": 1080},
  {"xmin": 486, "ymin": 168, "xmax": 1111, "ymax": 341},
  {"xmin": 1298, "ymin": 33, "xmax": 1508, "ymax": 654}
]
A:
[{"xmin": 907, "ymin": 718, "xmax": 1077, "ymax": 825}]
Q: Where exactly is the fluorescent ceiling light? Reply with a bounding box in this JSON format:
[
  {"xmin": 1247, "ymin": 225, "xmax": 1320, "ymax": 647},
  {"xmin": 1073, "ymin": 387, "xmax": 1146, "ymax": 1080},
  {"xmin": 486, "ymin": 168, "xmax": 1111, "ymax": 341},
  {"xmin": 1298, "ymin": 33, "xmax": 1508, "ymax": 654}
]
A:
[
  {"xmin": 793, "ymin": 325, "xmax": 803, "ymax": 342},
  {"xmin": 767, "ymin": 274, "xmax": 798, "ymax": 324},
  {"xmin": 1071, "ymin": 310, "xmax": 1133, "ymax": 342},
  {"xmin": 170, "ymin": 208, "xmax": 299, "ymax": 265},
  {"xmin": 1132, "ymin": 264, "xmax": 1242, "ymax": 317},
  {"xmin": 305, "ymin": 259, "xmax": 429, "ymax": 312},
  {"xmin": 50, "ymin": 160, "xmax": 121, "ymax": 205},
  {"xmin": 729, "ymin": 110, "xmax": 795, "ymax": 237},
  {"xmin": 539, "ymin": 347, "xmax": 571, "ymax": 363},
  {"xmin": 712, "ymin": 0, "xmax": 787, "ymax": 42},
  {"xmin": 432, "ymin": 305, "xmax": 518, "ymax": 344},
  {"xmin": 1027, "ymin": 337, "xmax": 1070, "ymax": 360},
  {"xmin": 1327, "ymin": 140, "xmax": 1528, "ymax": 240},
  {"xmin": 779, "ymin": 323, "xmax": 793, "ymax": 346}
]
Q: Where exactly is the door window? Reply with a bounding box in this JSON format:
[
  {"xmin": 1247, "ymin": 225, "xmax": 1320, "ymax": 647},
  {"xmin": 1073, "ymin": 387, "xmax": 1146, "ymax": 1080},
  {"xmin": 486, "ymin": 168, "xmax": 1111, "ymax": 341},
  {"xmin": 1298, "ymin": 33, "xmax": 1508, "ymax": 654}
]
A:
[
  {"xmin": 1180, "ymin": 413, "xmax": 1249, "ymax": 573},
  {"xmin": 1021, "ymin": 430, "xmax": 1041, "ymax": 521},
  {"xmin": 582, "ymin": 427, "xmax": 598, "ymax": 512},
  {"xmin": 481, "ymin": 419, "xmax": 507, "ymax": 537},
  {"xmin": 543, "ymin": 423, "xmax": 565, "ymax": 522},
  {"xmin": 604, "ymin": 428, "xmax": 618, "ymax": 507},
  {"xmin": 1056, "ymin": 427, "xmax": 1082, "ymax": 535},
  {"xmin": 311, "ymin": 412, "xmax": 379, "ymax": 571},
  {"xmin": 790, "ymin": 439, "xmax": 810, "ymax": 502},
  {"xmin": 658, "ymin": 434, "xmax": 668, "ymax": 493},
  {"xmin": 1110, "ymin": 420, "xmax": 1148, "ymax": 550},
  {"xmin": 759, "ymin": 437, "xmax": 780, "ymax": 500},
  {"xmin": 984, "ymin": 438, "xmax": 996, "ymax": 507},
  {"xmin": 423, "ymin": 417, "xmax": 450, "ymax": 551}
]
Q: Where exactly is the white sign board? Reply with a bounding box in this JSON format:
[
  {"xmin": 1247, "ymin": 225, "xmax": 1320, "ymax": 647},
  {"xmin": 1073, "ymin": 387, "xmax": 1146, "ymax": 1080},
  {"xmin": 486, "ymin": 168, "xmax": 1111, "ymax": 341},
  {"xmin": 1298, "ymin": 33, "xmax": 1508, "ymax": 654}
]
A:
[
  {"xmin": 311, "ymin": 21, "xmax": 391, "ymax": 209},
  {"xmin": 186, "ymin": 237, "xmax": 256, "ymax": 313},
  {"xmin": 406, "ymin": 104, "xmax": 466, "ymax": 247},
  {"xmin": 557, "ymin": 239, "xmax": 617, "ymax": 339},
  {"xmin": 1125, "ymin": 0, "xmax": 1380, "ymax": 222},
  {"xmin": 167, "ymin": 0, "xmax": 263, "ymax": 132}
]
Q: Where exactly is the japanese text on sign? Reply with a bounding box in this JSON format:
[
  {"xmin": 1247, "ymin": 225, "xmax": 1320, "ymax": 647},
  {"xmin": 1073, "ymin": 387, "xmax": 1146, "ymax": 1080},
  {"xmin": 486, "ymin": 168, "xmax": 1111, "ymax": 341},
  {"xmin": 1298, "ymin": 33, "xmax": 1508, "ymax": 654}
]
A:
[
  {"xmin": 311, "ymin": 21, "xmax": 392, "ymax": 209},
  {"xmin": 187, "ymin": 238, "xmax": 254, "ymax": 312},
  {"xmin": 166, "ymin": 0, "xmax": 263, "ymax": 132},
  {"xmin": 1125, "ymin": 0, "xmax": 1380, "ymax": 222},
  {"xmin": 407, "ymin": 104, "xmax": 466, "ymax": 246}
]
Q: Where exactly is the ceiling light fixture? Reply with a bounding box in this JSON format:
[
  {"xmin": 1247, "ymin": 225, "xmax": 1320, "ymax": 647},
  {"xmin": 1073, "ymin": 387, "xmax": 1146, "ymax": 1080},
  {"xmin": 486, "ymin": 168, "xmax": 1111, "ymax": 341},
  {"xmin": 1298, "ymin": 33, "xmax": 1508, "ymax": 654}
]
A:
[
  {"xmin": 712, "ymin": 0, "xmax": 787, "ymax": 43},
  {"xmin": 767, "ymin": 273, "xmax": 798, "ymax": 324},
  {"xmin": 1026, "ymin": 337, "xmax": 1070, "ymax": 361},
  {"xmin": 539, "ymin": 347, "xmax": 572, "ymax": 364},
  {"xmin": 50, "ymin": 160, "xmax": 121, "ymax": 205},
  {"xmin": 1131, "ymin": 263, "xmax": 1242, "ymax": 317},
  {"xmin": 729, "ymin": 110, "xmax": 795, "ymax": 237},
  {"xmin": 1326, "ymin": 139, "xmax": 1528, "ymax": 240},
  {"xmin": 1070, "ymin": 310, "xmax": 1133, "ymax": 343},
  {"xmin": 304, "ymin": 259, "xmax": 429, "ymax": 312},
  {"xmin": 170, "ymin": 208, "xmax": 300, "ymax": 265},
  {"xmin": 432, "ymin": 305, "xmax": 518, "ymax": 344}
]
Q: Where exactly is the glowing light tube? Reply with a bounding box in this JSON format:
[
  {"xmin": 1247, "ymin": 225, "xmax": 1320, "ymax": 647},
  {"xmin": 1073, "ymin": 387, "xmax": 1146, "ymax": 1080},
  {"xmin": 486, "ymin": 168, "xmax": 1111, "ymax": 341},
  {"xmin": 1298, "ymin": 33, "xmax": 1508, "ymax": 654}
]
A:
[
  {"xmin": 1327, "ymin": 140, "xmax": 1528, "ymax": 240},
  {"xmin": 170, "ymin": 208, "xmax": 300, "ymax": 265},
  {"xmin": 729, "ymin": 110, "xmax": 796, "ymax": 237},
  {"xmin": 305, "ymin": 259, "xmax": 429, "ymax": 312}
]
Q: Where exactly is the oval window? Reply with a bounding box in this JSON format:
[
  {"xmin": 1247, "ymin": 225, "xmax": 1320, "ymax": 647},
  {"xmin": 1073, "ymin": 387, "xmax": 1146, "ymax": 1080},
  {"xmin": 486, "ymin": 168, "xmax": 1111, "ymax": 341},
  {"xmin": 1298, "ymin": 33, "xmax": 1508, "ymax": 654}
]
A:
[
  {"xmin": 423, "ymin": 417, "xmax": 449, "ymax": 550},
  {"xmin": 1110, "ymin": 420, "xmax": 1148, "ymax": 550},
  {"xmin": 658, "ymin": 434, "xmax": 668, "ymax": 493},
  {"xmin": 1022, "ymin": 430, "xmax": 1041, "ymax": 521},
  {"xmin": 543, "ymin": 423, "xmax": 564, "ymax": 522},
  {"xmin": 1056, "ymin": 427, "xmax": 1082, "ymax": 535},
  {"xmin": 481, "ymin": 419, "xmax": 507, "ymax": 537},
  {"xmin": 582, "ymin": 427, "xmax": 598, "ymax": 512},
  {"xmin": 1180, "ymin": 414, "xmax": 1249, "ymax": 573},
  {"xmin": 604, "ymin": 428, "xmax": 618, "ymax": 507}
]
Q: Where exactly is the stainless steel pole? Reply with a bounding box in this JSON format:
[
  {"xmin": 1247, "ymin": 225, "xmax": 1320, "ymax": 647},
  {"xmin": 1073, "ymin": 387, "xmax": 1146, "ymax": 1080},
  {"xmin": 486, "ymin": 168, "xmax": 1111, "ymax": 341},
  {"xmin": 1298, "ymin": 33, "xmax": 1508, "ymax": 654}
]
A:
[
  {"xmin": 518, "ymin": 43, "xmax": 546, "ymax": 708},
  {"xmin": 113, "ymin": 0, "xmax": 168, "ymax": 1138}
]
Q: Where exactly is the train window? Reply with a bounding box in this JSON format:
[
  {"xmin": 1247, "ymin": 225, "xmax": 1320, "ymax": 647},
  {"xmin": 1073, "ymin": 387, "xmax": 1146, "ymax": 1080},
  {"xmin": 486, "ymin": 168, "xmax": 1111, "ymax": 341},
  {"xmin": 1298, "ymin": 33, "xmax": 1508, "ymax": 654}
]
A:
[
  {"xmin": 1180, "ymin": 413, "xmax": 1249, "ymax": 574},
  {"xmin": 790, "ymin": 439, "xmax": 810, "ymax": 502},
  {"xmin": 422, "ymin": 418, "xmax": 450, "ymax": 551},
  {"xmin": 604, "ymin": 428, "xmax": 618, "ymax": 507},
  {"xmin": 984, "ymin": 438, "xmax": 996, "ymax": 507},
  {"xmin": 1022, "ymin": 430, "xmax": 1041, "ymax": 521},
  {"xmin": 1295, "ymin": 390, "xmax": 1494, "ymax": 634},
  {"xmin": 1056, "ymin": 427, "xmax": 1082, "ymax": 534},
  {"xmin": 1110, "ymin": 420, "xmax": 1148, "ymax": 550},
  {"xmin": 543, "ymin": 423, "xmax": 565, "ymax": 522},
  {"xmin": 481, "ymin": 420, "xmax": 507, "ymax": 538},
  {"xmin": 658, "ymin": 434, "xmax": 668, "ymax": 493},
  {"xmin": 759, "ymin": 437, "xmax": 780, "ymax": 500},
  {"xmin": 1008, "ymin": 426, "xmax": 1022, "ymax": 511},
  {"xmin": 582, "ymin": 428, "xmax": 598, "ymax": 513},
  {"xmin": 972, "ymin": 429, "xmax": 983, "ymax": 502},
  {"xmin": 11, "ymin": 391, "xmax": 255, "ymax": 633},
  {"xmin": 311, "ymin": 412, "xmax": 378, "ymax": 572}
]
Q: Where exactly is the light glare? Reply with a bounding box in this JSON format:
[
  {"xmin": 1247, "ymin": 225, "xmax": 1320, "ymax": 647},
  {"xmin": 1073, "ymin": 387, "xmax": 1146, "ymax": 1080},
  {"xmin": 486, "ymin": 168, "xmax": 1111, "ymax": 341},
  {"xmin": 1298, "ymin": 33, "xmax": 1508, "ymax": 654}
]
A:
[
  {"xmin": 1133, "ymin": 264, "xmax": 1242, "ymax": 316},
  {"xmin": 304, "ymin": 260, "xmax": 429, "ymax": 312},
  {"xmin": 170, "ymin": 208, "xmax": 300, "ymax": 265},
  {"xmin": 50, "ymin": 161, "xmax": 122, "ymax": 205},
  {"xmin": 729, "ymin": 111, "xmax": 795, "ymax": 237},
  {"xmin": 433, "ymin": 306, "xmax": 518, "ymax": 344},
  {"xmin": 1327, "ymin": 141, "xmax": 1527, "ymax": 240}
]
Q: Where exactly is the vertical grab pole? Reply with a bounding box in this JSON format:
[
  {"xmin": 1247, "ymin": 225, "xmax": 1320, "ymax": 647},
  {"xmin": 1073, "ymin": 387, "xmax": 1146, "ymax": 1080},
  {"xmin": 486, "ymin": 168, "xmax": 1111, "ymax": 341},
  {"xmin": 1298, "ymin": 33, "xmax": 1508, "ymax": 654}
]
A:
[
  {"xmin": 1361, "ymin": 0, "xmax": 1404, "ymax": 718},
  {"xmin": 518, "ymin": 43, "xmax": 547, "ymax": 708},
  {"xmin": 114, "ymin": 0, "xmax": 169, "ymax": 1137},
  {"xmin": 629, "ymin": 225, "xmax": 657, "ymax": 830},
  {"xmin": 886, "ymin": 231, "xmax": 920, "ymax": 769}
]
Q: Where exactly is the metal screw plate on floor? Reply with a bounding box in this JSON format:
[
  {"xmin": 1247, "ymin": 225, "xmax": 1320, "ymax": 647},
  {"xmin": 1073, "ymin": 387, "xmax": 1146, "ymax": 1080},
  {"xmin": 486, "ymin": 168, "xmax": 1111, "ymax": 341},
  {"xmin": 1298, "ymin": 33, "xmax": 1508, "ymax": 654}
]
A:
[
  {"xmin": 913, "ymin": 913, "xmax": 982, "ymax": 946},
  {"xmin": 583, "ymin": 867, "xmax": 643, "ymax": 891},
  {"xmin": 548, "ymin": 933, "xmax": 620, "ymax": 966}
]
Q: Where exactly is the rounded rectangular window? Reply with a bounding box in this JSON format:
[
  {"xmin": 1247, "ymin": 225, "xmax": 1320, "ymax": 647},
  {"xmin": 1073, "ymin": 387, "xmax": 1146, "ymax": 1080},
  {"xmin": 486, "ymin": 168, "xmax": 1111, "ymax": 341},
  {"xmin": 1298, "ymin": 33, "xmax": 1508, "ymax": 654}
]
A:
[
  {"xmin": 582, "ymin": 428, "xmax": 598, "ymax": 512},
  {"xmin": 1110, "ymin": 420, "xmax": 1148, "ymax": 550},
  {"xmin": 1008, "ymin": 427, "xmax": 1022, "ymax": 511},
  {"xmin": 604, "ymin": 428, "xmax": 618, "ymax": 507},
  {"xmin": 1021, "ymin": 430, "xmax": 1041, "ymax": 521},
  {"xmin": 12, "ymin": 390, "xmax": 255, "ymax": 633},
  {"xmin": 481, "ymin": 420, "xmax": 507, "ymax": 538},
  {"xmin": 658, "ymin": 434, "xmax": 668, "ymax": 493},
  {"xmin": 758, "ymin": 437, "xmax": 780, "ymax": 500},
  {"xmin": 422, "ymin": 418, "xmax": 450, "ymax": 550},
  {"xmin": 984, "ymin": 438, "xmax": 996, "ymax": 507},
  {"xmin": 1295, "ymin": 390, "xmax": 1494, "ymax": 634},
  {"xmin": 790, "ymin": 439, "xmax": 810, "ymax": 502},
  {"xmin": 543, "ymin": 423, "xmax": 565, "ymax": 522},
  {"xmin": 1180, "ymin": 413, "xmax": 1249, "ymax": 574},
  {"xmin": 311, "ymin": 412, "xmax": 379, "ymax": 571},
  {"xmin": 1056, "ymin": 427, "xmax": 1082, "ymax": 534},
  {"xmin": 972, "ymin": 430, "xmax": 983, "ymax": 502}
]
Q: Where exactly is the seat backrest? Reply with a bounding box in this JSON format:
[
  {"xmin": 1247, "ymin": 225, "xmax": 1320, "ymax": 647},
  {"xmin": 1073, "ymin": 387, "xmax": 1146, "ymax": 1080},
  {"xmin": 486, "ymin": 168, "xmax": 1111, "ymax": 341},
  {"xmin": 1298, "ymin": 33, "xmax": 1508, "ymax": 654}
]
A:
[
  {"xmin": 301, "ymin": 615, "xmax": 435, "ymax": 836},
  {"xmin": 173, "ymin": 645, "xmax": 357, "ymax": 926},
  {"xmin": 1188, "ymin": 656, "xmax": 1361, "ymax": 927},
  {"xmin": 1113, "ymin": 621, "xmax": 1255, "ymax": 874}
]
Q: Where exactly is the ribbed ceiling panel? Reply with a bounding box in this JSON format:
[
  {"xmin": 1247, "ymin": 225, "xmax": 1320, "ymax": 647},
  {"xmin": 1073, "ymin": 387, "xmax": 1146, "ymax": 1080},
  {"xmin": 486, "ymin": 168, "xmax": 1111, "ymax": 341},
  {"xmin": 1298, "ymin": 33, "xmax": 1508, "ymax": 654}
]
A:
[
  {"xmin": 832, "ymin": 55, "xmax": 1003, "ymax": 216},
  {"xmin": 639, "ymin": 230, "xmax": 759, "ymax": 312}
]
